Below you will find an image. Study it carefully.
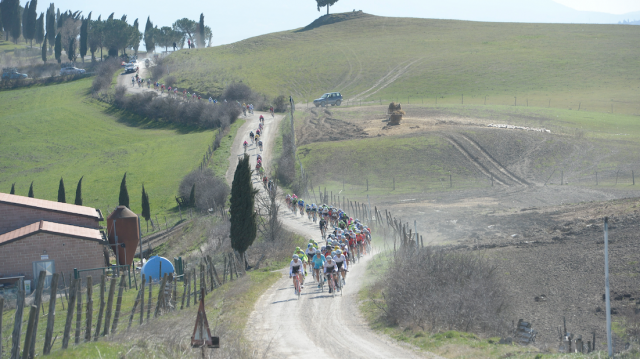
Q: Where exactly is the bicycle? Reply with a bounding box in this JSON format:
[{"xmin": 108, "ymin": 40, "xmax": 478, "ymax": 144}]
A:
[
  {"xmin": 327, "ymin": 273, "xmax": 337, "ymax": 297},
  {"xmin": 293, "ymin": 273, "xmax": 302, "ymax": 299}
]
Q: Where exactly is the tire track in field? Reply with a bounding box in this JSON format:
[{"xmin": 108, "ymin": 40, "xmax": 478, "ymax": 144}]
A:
[
  {"xmin": 440, "ymin": 133, "xmax": 509, "ymax": 186},
  {"xmin": 457, "ymin": 134, "xmax": 530, "ymax": 186},
  {"xmin": 350, "ymin": 58, "xmax": 421, "ymax": 102}
]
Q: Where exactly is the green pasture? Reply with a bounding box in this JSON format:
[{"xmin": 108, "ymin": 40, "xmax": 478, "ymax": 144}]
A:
[
  {"xmin": 164, "ymin": 13, "xmax": 640, "ymax": 116},
  {"xmin": 0, "ymin": 78, "xmax": 214, "ymax": 216}
]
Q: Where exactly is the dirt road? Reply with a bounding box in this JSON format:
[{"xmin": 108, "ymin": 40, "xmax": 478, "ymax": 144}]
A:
[{"xmin": 226, "ymin": 111, "xmax": 437, "ymax": 358}]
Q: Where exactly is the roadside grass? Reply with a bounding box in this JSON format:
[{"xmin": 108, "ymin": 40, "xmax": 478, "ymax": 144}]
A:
[
  {"xmin": 358, "ymin": 252, "xmax": 617, "ymax": 359},
  {"xmin": 211, "ymin": 119, "xmax": 245, "ymax": 179},
  {"xmin": 164, "ymin": 13, "xmax": 640, "ymax": 117},
  {"xmin": 0, "ymin": 78, "xmax": 214, "ymax": 216}
]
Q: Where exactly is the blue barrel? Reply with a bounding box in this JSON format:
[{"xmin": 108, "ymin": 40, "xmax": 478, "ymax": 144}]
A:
[{"xmin": 141, "ymin": 256, "xmax": 174, "ymax": 282}]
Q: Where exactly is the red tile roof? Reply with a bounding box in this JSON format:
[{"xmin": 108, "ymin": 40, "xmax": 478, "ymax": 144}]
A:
[
  {"xmin": 0, "ymin": 220, "xmax": 105, "ymax": 246},
  {"xmin": 0, "ymin": 193, "xmax": 102, "ymax": 220}
]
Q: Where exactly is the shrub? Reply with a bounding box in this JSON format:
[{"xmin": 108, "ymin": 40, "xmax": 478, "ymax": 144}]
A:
[
  {"xmin": 222, "ymin": 82, "xmax": 252, "ymax": 102},
  {"xmin": 179, "ymin": 168, "xmax": 229, "ymax": 212},
  {"xmin": 273, "ymin": 95, "xmax": 288, "ymax": 112},
  {"xmin": 91, "ymin": 58, "xmax": 120, "ymax": 93},
  {"xmin": 150, "ymin": 58, "xmax": 166, "ymax": 81},
  {"xmin": 382, "ymin": 247, "xmax": 508, "ymax": 336},
  {"xmin": 165, "ymin": 75, "xmax": 176, "ymax": 88},
  {"xmin": 275, "ymin": 131, "xmax": 295, "ymax": 186}
]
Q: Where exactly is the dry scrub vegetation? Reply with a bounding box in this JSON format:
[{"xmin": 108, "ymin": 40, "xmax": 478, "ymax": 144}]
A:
[{"xmin": 380, "ymin": 247, "xmax": 508, "ymax": 337}]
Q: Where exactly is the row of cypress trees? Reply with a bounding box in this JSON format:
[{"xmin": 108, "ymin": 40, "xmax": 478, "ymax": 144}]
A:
[
  {"xmin": 117, "ymin": 173, "xmax": 152, "ymax": 231},
  {"xmin": 8, "ymin": 177, "xmax": 83, "ymax": 205}
]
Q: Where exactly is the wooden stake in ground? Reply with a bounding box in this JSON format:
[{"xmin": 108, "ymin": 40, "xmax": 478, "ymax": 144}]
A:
[
  {"xmin": 193, "ymin": 268, "xmax": 197, "ymax": 305},
  {"xmin": 75, "ymin": 277, "xmax": 82, "ymax": 344},
  {"xmin": 21, "ymin": 305, "xmax": 38, "ymax": 359},
  {"xmin": 0, "ymin": 297, "xmax": 3, "ymax": 359},
  {"xmin": 111, "ymin": 275, "xmax": 126, "ymax": 333},
  {"xmin": 181, "ymin": 273, "xmax": 188, "ymax": 310},
  {"xmin": 102, "ymin": 276, "xmax": 117, "ymax": 336},
  {"xmin": 128, "ymin": 281, "xmax": 144, "ymax": 329},
  {"xmin": 28, "ymin": 270, "xmax": 47, "ymax": 357},
  {"xmin": 146, "ymin": 277, "xmax": 152, "ymax": 322},
  {"xmin": 10, "ymin": 286, "xmax": 25, "ymax": 358},
  {"xmin": 94, "ymin": 275, "xmax": 106, "ymax": 341},
  {"xmin": 84, "ymin": 276, "xmax": 93, "ymax": 342},
  {"xmin": 139, "ymin": 274, "xmax": 146, "ymax": 325},
  {"xmin": 61, "ymin": 278, "xmax": 77, "ymax": 349},
  {"xmin": 154, "ymin": 273, "xmax": 168, "ymax": 317},
  {"xmin": 186, "ymin": 272, "xmax": 191, "ymax": 308}
]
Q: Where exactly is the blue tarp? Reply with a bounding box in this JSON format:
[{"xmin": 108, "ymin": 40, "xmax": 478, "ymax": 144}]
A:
[{"xmin": 141, "ymin": 256, "xmax": 174, "ymax": 282}]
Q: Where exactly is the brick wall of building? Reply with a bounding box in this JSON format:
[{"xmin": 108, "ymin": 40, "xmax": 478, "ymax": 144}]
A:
[
  {"xmin": 0, "ymin": 203, "xmax": 99, "ymax": 235},
  {"xmin": 0, "ymin": 232, "xmax": 106, "ymax": 281}
]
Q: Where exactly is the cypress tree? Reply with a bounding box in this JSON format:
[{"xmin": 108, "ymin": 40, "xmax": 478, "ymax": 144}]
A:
[
  {"xmin": 35, "ymin": 12, "xmax": 44, "ymax": 44},
  {"xmin": 46, "ymin": 3, "xmax": 55, "ymax": 46},
  {"xmin": 143, "ymin": 16, "xmax": 154, "ymax": 53},
  {"xmin": 67, "ymin": 37, "xmax": 75, "ymax": 61},
  {"xmin": 74, "ymin": 176, "xmax": 83, "ymax": 205},
  {"xmin": 41, "ymin": 34, "xmax": 46, "ymax": 62},
  {"xmin": 189, "ymin": 184, "xmax": 195, "ymax": 207},
  {"xmin": 10, "ymin": 0, "xmax": 21, "ymax": 43},
  {"xmin": 54, "ymin": 31, "xmax": 61, "ymax": 63},
  {"xmin": 141, "ymin": 184, "xmax": 150, "ymax": 232},
  {"xmin": 10, "ymin": 183, "xmax": 16, "ymax": 195},
  {"xmin": 79, "ymin": 16, "xmax": 87, "ymax": 62},
  {"xmin": 57, "ymin": 177, "xmax": 66, "ymax": 203},
  {"xmin": 28, "ymin": 181, "xmax": 34, "ymax": 198},
  {"xmin": 119, "ymin": 173, "xmax": 129, "ymax": 208},
  {"xmin": 26, "ymin": 0, "xmax": 37, "ymax": 46},
  {"xmin": 22, "ymin": 1, "xmax": 29, "ymax": 43},
  {"xmin": 198, "ymin": 13, "xmax": 205, "ymax": 48},
  {"xmin": 229, "ymin": 154, "xmax": 258, "ymax": 260}
]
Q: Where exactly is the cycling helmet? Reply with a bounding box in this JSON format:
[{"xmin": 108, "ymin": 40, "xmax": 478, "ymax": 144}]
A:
[
  {"xmin": 307, "ymin": 243, "xmax": 312, "ymax": 248},
  {"xmin": 292, "ymin": 254, "xmax": 299, "ymax": 259},
  {"xmin": 336, "ymin": 250, "xmax": 342, "ymax": 255},
  {"xmin": 326, "ymin": 256, "xmax": 333, "ymax": 261},
  {"xmin": 296, "ymin": 247, "xmax": 300, "ymax": 251}
]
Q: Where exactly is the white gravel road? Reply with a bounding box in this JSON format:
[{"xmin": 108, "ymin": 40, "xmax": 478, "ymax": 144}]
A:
[{"xmin": 226, "ymin": 111, "xmax": 438, "ymax": 359}]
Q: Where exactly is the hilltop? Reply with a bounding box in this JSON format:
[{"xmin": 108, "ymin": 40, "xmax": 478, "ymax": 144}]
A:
[{"xmin": 164, "ymin": 12, "xmax": 640, "ymax": 116}]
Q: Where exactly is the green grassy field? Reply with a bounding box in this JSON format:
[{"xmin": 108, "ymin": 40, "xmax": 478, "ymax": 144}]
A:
[
  {"xmin": 164, "ymin": 12, "xmax": 640, "ymax": 116},
  {"xmin": 0, "ymin": 78, "xmax": 214, "ymax": 215}
]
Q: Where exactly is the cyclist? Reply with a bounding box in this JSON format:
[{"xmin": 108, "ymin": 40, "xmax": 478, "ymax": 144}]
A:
[
  {"xmin": 294, "ymin": 247, "xmax": 308, "ymax": 276},
  {"xmin": 323, "ymin": 256, "xmax": 339, "ymax": 293},
  {"xmin": 254, "ymin": 134, "xmax": 260, "ymax": 143},
  {"xmin": 262, "ymin": 176, "xmax": 268, "ymax": 187},
  {"xmin": 298, "ymin": 199, "xmax": 305, "ymax": 215},
  {"xmin": 305, "ymin": 243, "xmax": 316, "ymax": 267},
  {"xmin": 319, "ymin": 217, "xmax": 327, "ymax": 238},
  {"xmin": 259, "ymin": 114, "xmax": 264, "ymax": 122},
  {"xmin": 249, "ymin": 131, "xmax": 254, "ymax": 142},
  {"xmin": 334, "ymin": 249, "xmax": 348, "ymax": 284},
  {"xmin": 243, "ymin": 141, "xmax": 248, "ymax": 153},
  {"xmin": 289, "ymin": 254, "xmax": 304, "ymax": 290},
  {"xmin": 270, "ymin": 106, "xmax": 274, "ymax": 117},
  {"xmin": 256, "ymin": 129, "xmax": 261, "ymax": 136},
  {"xmin": 311, "ymin": 249, "xmax": 326, "ymax": 287},
  {"xmin": 258, "ymin": 140, "xmax": 263, "ymax": 151}
]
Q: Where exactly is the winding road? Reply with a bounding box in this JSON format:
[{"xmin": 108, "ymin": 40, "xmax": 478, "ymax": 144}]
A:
[{"xmin": 226, "ymin": 111, "xmax": 438, "ymax": 359}]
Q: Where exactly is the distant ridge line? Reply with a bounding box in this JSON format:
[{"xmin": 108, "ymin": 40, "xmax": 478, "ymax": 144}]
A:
[{"xmin": 297, "ymin": 11, "xmax": 372, "ymax": 32}]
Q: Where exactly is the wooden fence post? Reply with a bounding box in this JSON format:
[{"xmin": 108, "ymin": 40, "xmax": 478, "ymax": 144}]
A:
[
  {"xmin": 128, "ymin": 281, "xmax": 144, "ymax": 329},
  {"xmin": 21, "ymin": 305, "xmax": 38, "ymax": 359},
  {"xmin": 10, "ymin": 286, "xmax": 25, "ymax": 359},
  {"xmin": 139, "ymin": 274, "xmax": 146, "ymax": 325},
  {"xmin": 93, "ymin": 275, "xmax": 106, "ymax": 341},
  {"xmin": 146, "ymin": 277, "xmax": 153, "ymax": 322},
  {"xmin": 223, "ymin": 256, "xmax": 228, "ymax": 284},
  {"xmin": 28, "ymin": 270, "xmax": 46, "ymax": 357},
  {"xmin": 200, "ymin": 264, "xmax": 207, "ymax": 297},
  {"xmin": 84, "ymin": 276, "xmax": 93, "ymax": 342},
  {"xmin": 111, "ymin": 275, "xmax": 126, "ymax": 334},
  {"xmin": 192, "ymin": 268, "xmax": 197, "ymax": 305},
  {"xmin": 0, "ymin": 296, "xmax": 3, "ymax": 359},
  {"xmin": 61, "ymin": 278, "xmax": 77, "ymax": 349},
  {"xmin": 181, "ymin": 273, "xmax": 188, "ymax": 310},
  {"xmin": 154, "ymin": 273, "xmax": 168, "ymax": 318},
  {"xmin": 102, "ymin": 277, "xmax": 116, "ymax": 336},
  {"xmin": 186, "ymin": 272, "xmax": 191, "ymax": 308},
  {"xmin": 75, "ymin": 277, "xmax": 82, "ymax": 344}
]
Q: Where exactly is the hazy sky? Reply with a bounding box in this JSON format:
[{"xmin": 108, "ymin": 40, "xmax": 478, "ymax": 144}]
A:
[
  {"xmin": 553, "ymin": 0, "xmax": 640, "ymax": 14},
  {"xmin": 43, "ymin": 0, "xmax": 640, "ymax": 48}
]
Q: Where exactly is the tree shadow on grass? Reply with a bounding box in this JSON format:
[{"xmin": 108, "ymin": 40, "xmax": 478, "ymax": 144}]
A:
[{"xmin": 101, "ymin": 105, "xmax": 210, "ymax": 134}]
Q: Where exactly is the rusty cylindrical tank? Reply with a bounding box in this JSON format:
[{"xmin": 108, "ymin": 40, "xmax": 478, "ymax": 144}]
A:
[{"xmin": 107, "ymin": 206, "xmax": 140, "ymax": 266}]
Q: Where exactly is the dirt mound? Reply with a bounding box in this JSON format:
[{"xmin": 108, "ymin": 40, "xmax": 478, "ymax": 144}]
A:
[
  {"xmin": 297, "ymin": 11, "xmax": 372, "ymax": 32},
  {"xmin": 297, "ymin": 109, "xmax": 368, "ymax": 146}
]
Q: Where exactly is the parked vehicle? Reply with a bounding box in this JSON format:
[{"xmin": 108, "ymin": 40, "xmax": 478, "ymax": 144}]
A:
[
  {"xmin": 60, "ymin": 67, "xmax": 86, "ymax": 76},
  {"xmin": 124, "ymin": 65, "xmax": 138, "ymax": 74},
  {"xmin": 2, "ymin": 68, "xmax": 28, "ymax": 80},
  {"xmin": 313, "ymin": 92, "xmax": 342, "ymax": 107}
]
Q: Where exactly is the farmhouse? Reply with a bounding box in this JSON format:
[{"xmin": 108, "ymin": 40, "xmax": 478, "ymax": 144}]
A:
[{"xmin": 0, "ymin": 193, "xmax": 106, "ymax": 287}]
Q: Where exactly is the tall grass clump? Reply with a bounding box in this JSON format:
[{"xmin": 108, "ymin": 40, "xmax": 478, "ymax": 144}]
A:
[{"xmin": 381, "ymin": 247, "xmax": 508, "ymax": 336}]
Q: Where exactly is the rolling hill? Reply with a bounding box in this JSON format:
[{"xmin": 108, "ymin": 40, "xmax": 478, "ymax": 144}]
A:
[{"xmin": 164, "ymin": 12, "xmax": 640, "ymax": 116}]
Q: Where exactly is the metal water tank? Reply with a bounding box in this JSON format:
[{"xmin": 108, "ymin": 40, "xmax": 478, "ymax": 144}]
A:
[{"xmin": 106, "ymin": 206, "xmax": 140, "ymax": 266}]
